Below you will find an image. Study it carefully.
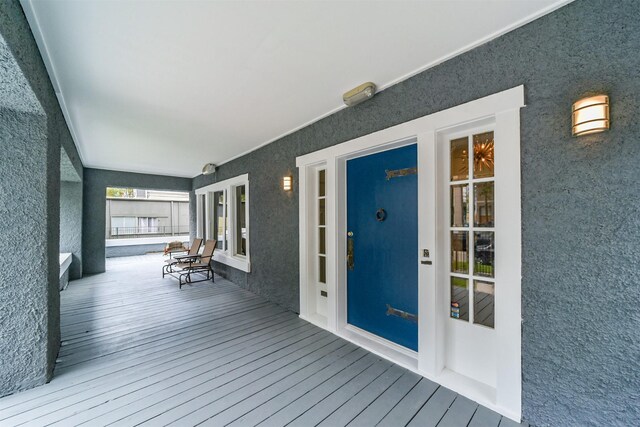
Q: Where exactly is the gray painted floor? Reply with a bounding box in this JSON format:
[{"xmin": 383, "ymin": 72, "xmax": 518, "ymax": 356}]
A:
[{"xmin": 0, "ymin": 254, "xmax": 525, "ymax": 426}]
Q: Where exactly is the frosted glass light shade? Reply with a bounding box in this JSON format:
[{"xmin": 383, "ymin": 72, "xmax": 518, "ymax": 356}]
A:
[
  {"xmin": 283, "ymin": 175, "xmax": 293, "ymax": 191},
  {"xmin": 572, "ymin": 95, "xmax": 609, "ymax": 136},
  {"xmin": 343, "ymin": 82, "xmax": 377, "ymax": 107}
]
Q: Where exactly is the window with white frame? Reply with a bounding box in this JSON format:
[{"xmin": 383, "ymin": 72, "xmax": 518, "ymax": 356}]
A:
[{"xmin": 196, "ymin": 174, "xmax": 250, "ymax": 272}]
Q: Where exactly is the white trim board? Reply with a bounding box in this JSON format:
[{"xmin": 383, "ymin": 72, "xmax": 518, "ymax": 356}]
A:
[
  {"xmin": 297, "ymin": 85, "xmax": 525, "ymax": 421},
  {"xmin": 195, "ymin": 174, "xmax": 251, "ymax": 273}
]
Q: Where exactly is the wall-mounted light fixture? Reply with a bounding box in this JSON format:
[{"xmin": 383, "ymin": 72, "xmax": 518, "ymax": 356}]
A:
[
  {"xmin": 572, "ymin": 95, "xmax": 610, "ymax": 136},
  {"xmin": 343, "ymin": 82, "xmax": 377, "ymax": 107},
  {"xmin": 282, "ymin": 175, "xmax": 293, "ymax": 192},
  {"xmin": 202, "ymin": 163, "xmax": 217, "ymax": 175}
]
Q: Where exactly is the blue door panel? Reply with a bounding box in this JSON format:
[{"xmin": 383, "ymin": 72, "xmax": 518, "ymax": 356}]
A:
[{"xmin": 347, "ymin": 144, "xmax": 418, "ymax": 351}]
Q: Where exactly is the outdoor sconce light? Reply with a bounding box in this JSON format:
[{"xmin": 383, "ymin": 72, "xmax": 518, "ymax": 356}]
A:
[
  {"xmin": 572, "ymin": 95, "xmax": 610, "ymax": 136},
  {"xmin": 343, "ymin": 82, "xmax": 377, "ymax": 107},
  {"xmin": 282, "ymin": 175, "xmax": 293, "ymax": 192}
]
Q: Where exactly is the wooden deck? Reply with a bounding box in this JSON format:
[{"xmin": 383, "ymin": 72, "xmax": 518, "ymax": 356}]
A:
[{"xmin": 0, "ymin": 254, "xmax": 523, "ymax": 426}]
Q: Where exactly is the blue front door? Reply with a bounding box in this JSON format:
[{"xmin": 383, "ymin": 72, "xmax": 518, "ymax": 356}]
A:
[{"xmin": 347, "ymin": 144, "xmax": 418, "ymax": 351}]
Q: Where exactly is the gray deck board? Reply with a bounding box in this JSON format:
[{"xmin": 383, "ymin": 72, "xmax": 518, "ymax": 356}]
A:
[
  {"xmin": 378, "ymin": 378, "xmax": 439, "ymax": 427},
  {"xmin": 407, "ymin": 386, "xmax": 457, "ymax": 427},
  {"xmin": 469, "ymin": 406, "xmax": 502, "ymax": 427},
  {"xmin": 200, "ymin": 343, "xmax": 359, "ymax": 426},
  {"xmin": 437, "ymin": 395, "xmax": 479, "ymax": 427},
  {"xmin": 317, "ymin": 363, "xmax": 406, "ymax": 426},
  {"xmin": 286, "ymin": 359, "xmax": 393, "ymax": 426},
  {"xmin": 227, "ymin": 347, "xmax": 368, "ymax": 426},
  {"xmin": 256, "ymin": 353, "xmax": 380, "ymax": 426},
  {"xmin": 347, "ymin": 369, "xmax": 422, "ymax": 427},
  {"xmin": 0, "ymin": 254, "xmax": 522, "ymax": 427}
]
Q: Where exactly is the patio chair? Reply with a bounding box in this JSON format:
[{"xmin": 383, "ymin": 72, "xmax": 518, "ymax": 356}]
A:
[
  {"xmin": 162, "ymin": 237, "xmax": 203, "ymax": 277},
  {"xmin": 171, "ymin": 239, "xmax": 217, "ymax": 288}
]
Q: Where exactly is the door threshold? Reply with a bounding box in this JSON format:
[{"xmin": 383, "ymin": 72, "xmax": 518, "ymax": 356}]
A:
[
  {"xmin": 422, "ymin": 369, "xmax": 519, "ymax": 421},
  {"xmin": 338, "ymin": 324, "xmax": 418, "ymax": 373},
  {"xmin": 299, "ymin": 313, "xmax": 328, "ymax": 329},
  {"xmin": 337, "ymin": 324, "xmax": 518, "ymax": 422}
]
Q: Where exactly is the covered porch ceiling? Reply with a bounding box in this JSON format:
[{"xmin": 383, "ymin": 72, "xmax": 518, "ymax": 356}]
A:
[{"xmin": 23, "ymin": 0, "xmax": 570, "ymax": 177}]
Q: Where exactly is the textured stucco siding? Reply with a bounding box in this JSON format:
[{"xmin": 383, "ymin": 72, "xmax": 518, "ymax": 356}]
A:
[
  {"xmin": 83, "ymin": 169, "xmax": 192, "ymax": 274},
  {"xmin": 192, "ymin": 1, "xmax": 640, "ymax": 425},
  {"xmin": 0, "ymin": 108, "xmax": 52, "ymax": 396},
  {"xmin": 60, "ymin": 181, "xmax": 82, "ymax": 279}
]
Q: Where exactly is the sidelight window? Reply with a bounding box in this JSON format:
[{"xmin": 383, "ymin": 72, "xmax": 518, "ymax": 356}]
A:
[
  {"xmin": 449, "ymin": 131, "xmax": 495, "ymax": 328},
  {"xmin": 317, "ymin": 169, "xmax": 326, "ymax": 284}
]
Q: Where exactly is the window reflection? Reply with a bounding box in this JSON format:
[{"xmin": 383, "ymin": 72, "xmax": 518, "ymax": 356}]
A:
[
  {"xmin": 319, "ymin": 256, "xmax": 326, "ymax": 284},
  {"xmin": 213, "ymin": 191, "xmax": 225, "ymax": 250},
  {"xmin": 235, "ymin": 185, "xmax": 247, "ymax": 256},
  {"xmin": 474, "ymin": 280, "xmax": 494, "ymax": 328},
  {"xmin": 473, "ymin": 131, "xmax": 494, "ymax": 178},
  {"xmin": 451, "ymin": 231, "xmax": 468, "ymax": 274},
  {"xmin": 474, "ymin": 231, "xmax": 494, "ymax": 277},
  {"xmin": 319, "ymin": 199, "xmax": 325, "ymax": 226},
  {"xmin": 451, "ymin": 277, "xmax": 469, "ymax": 321},
  {"xmin": 451, "ymin": 185, "xmax": 469, "ymax": 227},
  {"xmin": 319, "ymin": 169, "xmax": 326, "ymax": 197},
  {"xmin": 450, "ymin": 137, "xmax": 469, "ymax": 181},
  {"xmin": 473, "ymin": 182, "xmax": 494, "ymax": 227}
]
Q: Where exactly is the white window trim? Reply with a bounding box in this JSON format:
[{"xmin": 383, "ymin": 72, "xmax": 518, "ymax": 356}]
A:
[{"xmin": 195, "ymin": 174, "xmax": 250, "ymax": 272}]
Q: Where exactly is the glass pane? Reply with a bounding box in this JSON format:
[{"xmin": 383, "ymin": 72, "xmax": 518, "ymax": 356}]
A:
[
  {"xmin": 473, "ymin": 131, "xmax": 494, "ymax": 178},
  {"xmin": 319, "ymin": 227, "xmax": 326, "ymax": 255},
  {"xmin": 214, "ymin": 191, "xmax": 224, "ymax": 249},
  {"xmin": 450, "ymin": 184, "xmax": 469, "ymax": 227},
  {"xmin": 235, "ymin": 185, "xmax": 247, "ymax": 256},
  {"xmin": 224, "ymin": 190, "xmax": 229, "ymax": 250},
  {"xmin": 451, "ymin": 231, "xmax": 469, "ymax": 274},
  {"xmin": 473, "ymin": 182, "xmax": 494, "ymax": 227},
  {"xmin": 319, "ymin": 169, "xmax": 326, "ymax": 197},
  {"xmin": 450, "ymin": 277, "xmax": 469, "ymax": 321},
  {"xmin": 474, "ymin": 280, "xmax": 495, "ymax": 328},
  {"xmin": 319, "ymin": 199, "xmax": 325, "ymax": 226},
  {"xmin": 450, "ymin": 137, "xmax": 469, "ymax": 181},
  {"xmin": 319, "ymin": 256, "xmax": 326, "ymax": 284},
  {"xmin": 200, "ymin": 195, "xmax": 207, "ymax": 237},
  {"xmin": 474, "ymin": 231, "xmax": 495, "ymax": 277}
]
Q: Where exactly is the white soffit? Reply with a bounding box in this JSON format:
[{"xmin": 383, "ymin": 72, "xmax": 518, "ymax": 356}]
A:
[{"xmin": 22, "ymin": 0, "xmax": 572, "ymax": 178}]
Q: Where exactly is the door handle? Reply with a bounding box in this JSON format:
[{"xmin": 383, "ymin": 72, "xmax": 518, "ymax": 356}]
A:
[
  {"xmin": 347, "ymin": 233, "xmax": 355, "ymax": 271},
  {"xmin": 421, "ymin": 260, "xmax": 432, "ymax": 265}
]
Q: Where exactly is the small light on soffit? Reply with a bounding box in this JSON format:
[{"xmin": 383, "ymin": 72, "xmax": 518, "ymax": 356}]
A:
[
  {"xmin": 202, "ymin": 163, "xmax": 217, "ymax": 175},
  {"xmin": 343, "ymin": 82, "xmax": 377, "ymax": 107},
  {"xmin": 282, "ymin": 175, "xmax": 293, "ymax": 192},
  {"xmin": 572, "ymin": 95, "xmax": 610, "ymax": 136}
]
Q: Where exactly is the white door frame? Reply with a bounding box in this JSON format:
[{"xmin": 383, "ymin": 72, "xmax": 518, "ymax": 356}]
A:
[{"xmin": 296, "ymin": 85, "xmax": 524, "ymax": 421}]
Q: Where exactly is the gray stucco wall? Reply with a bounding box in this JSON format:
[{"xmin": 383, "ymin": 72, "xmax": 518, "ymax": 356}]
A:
[
  {"xmin": 83, "ymin": 168, "xmax": 192, "ymax": 274},
  {"xmin": 192, "ymin": 1, "xmax": 640, "ymax": 425},
  {"xmin": 0, "ymin": 0, "xmax": 83, "ymax": 398},
  {"xmin": 60, "ymin": 181, "xmax": 82, "ymax": 279},
  {"xmin": 0, "ymin": 107, "xmax": 53, "ymax": 397}
]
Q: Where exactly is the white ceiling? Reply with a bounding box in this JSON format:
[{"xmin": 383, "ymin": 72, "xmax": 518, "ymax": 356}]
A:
[{"xmin": 23, "ymin": 0, "xmax": 570, "ymax": 178}]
